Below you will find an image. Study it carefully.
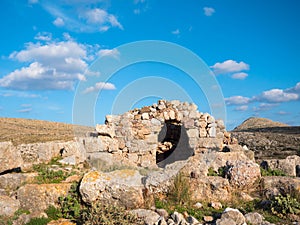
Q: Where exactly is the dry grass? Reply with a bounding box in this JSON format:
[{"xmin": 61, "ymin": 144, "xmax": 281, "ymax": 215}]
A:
[{"xmin": 0, "ymin": 117, "xmax": 94, "ymax": 145}]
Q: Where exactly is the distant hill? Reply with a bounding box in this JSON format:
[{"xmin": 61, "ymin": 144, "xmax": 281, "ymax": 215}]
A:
[
  {"xmin": 233, "ymin": 117, "xmax": 288, "ymax": 131},
  {"xmin": 0, "ymin": 117, "xmax": 94, "ymax": 145}
]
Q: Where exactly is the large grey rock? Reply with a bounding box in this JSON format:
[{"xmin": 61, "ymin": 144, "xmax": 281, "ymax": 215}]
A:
[
  {"xmin": 226, "ymin": 160, "xmax": 261, "ymax": 189},
  {"xmin": 245, "ymin": 212, "xmax": 264, "ymax": 225},
  {"xmin": 0, "ymin": 195, "xmax": 20, "ymax": 216},
  {"xmin": 79, "ymin": 170, "xmax": 144, "ymax": 209},
  {"xmin": 0, "ymin": 142, "xmax": 23, "ymax": 174},
  {"xmin": 217, "ymin": 208, "xmax": 245, "ymax": 225},
  {"xmin": 0, "ymin": 173, "xmax": 37, "ymax": 193},
  {"xmin": 17, "ymin": 183, "xmax": 71, "ymax": 215},
  {"xmin": 130, "ymin": 209, "xmax": 160, "ymax": 225},
  {"xmin": 261, "ymin": 155, "xmax": 300, "ymax": 177},
  {"xmin": 96, "ymin": 124, "xmax": 115, "ymax": 138},
  {"xmin": 261, "ymin": 176, "xmax": 300, "ymax": 199}
]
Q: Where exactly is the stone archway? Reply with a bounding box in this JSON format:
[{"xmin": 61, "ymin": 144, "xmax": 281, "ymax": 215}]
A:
[
  {"xmin": 156, "ymin": 120, "xmax": 182, "ymax": 164},
  {"xmin": 156, "ymin": 120, "xmax": 194, "ymax": 167}
]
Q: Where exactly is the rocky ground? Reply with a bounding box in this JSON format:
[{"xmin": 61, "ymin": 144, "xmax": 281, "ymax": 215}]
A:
[
  {"xmin": 1, "ymin": 101, "xmax": 300, "ymax": 225},
  {"xmin": 231, "ymin": 117, "xmax": 300, "ymax": 160}
]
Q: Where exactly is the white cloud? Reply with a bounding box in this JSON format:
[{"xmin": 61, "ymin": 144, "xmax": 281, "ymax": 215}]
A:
[
  {"xmin": 134, "ymin": 0, "xmax": 146, "ymax": 4},
  {"xmin": 42, "ymin": 3, "xmax": 123, "ymax": 33},
  {"xmin": 98, "ymin": 49, "xmax": 120, "ymax": 58},
  {"xmin": 253, "ymin": 103, "xmax": 278, "ymax": 112},
  {"xmin": 225, "ymin": 96, "xmax": 251, "ymax": 105},
  {"xmin": 231, "ymin": 72, "xmax": 248, "ymax": 80},
  {"xmin": 203, "ymin": 7, "xmax": 215, "ymax": 16},
  {"xmin": 0, "ymin": 39, "xmax": 93, "ymax": 90},
  {"xmin": 21, "ymin": 104, "xmax": 32, "ymax": 107},
  {"xmin": 235, "ymin": 105, "xmax": 248, "ymax": 111},
  {"xmin": 277, "ymin": 111, "xmax": 288, "ymax": 115},
  {"xmin": 172, "ymin": 29, "xmax": 180, "ymax": 35},
  {"xmin": 83, "ymin": 82, "xmax": 116, "ymax": 94},
  {"xmin": 256, "ymin": 89, "xmax": 299, "ymax": 103},
  {"xmin": 34, "ymin": 32, "xmax": 52, "ymax": 41},
  {"xmin": 79, "ymin": 8, "xmax": 123, "ymax": 31},
  {"xmin": 53, "ymin": 17, "xmax": 65, "ymax": 27},
  {"xmin": 211, "ymin": 60, "xmax": 249, "ymax": 75},
  {"xmin": 0, "ymin": 90, "xmax": 41, "ymax": 98},
  {"xmin": 17, "ymin": 108, "xmax": 32, "ymax": 113}
]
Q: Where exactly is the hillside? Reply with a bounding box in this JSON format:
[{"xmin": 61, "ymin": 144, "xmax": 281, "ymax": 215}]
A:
[
  {"xmin": 231, "ymin": 117, "xmax": 300, "ymax": 160},
  {"xmin": 233, "ymin": 117, "xmax": 288, "ymax": 131},
  {"xmin": 0, "ymin": 117, "xmax": 94, "ymax": 145}
]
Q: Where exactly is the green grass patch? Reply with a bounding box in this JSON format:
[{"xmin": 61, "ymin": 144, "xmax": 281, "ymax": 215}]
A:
[{"xmin": 260, "ymin": 167, "xmax": 287, "ymax": 176}]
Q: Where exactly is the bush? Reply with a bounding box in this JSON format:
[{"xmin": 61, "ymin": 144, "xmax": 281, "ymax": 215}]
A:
[
  {"xmin": 270, "ymin": 194, "xmax": 300, "ymax": 218},
  {"xmin": 81, "ymin": 202, "xmax": 143, "ymax": 225},
  {"xmin": 57, "ymin": 183, "xmax": 82, "ymax": 221},
  {"xmin": 25, "ymin": 218, "xmax": 51, "ymax": 225},
  {"xmin": 168, "ymin": 172, "xmax": 191, "ymax": 205},
  {"xmin": 260, "ymin": 168, "xmax": 286, "ymax": 176},
  {"xmin": 33, "ymin": 161, "xmax": 75, "ymax": 184},
  {"xmin": 207, "ymin": 166, "xmax": 226, "ymax": 177}
]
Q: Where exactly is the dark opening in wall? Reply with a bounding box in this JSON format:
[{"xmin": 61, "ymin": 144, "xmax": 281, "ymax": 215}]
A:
[
  {"xmin": 156, "ymin": 120, "xmax": 194, "ymax": 167},
  {"xmin": 156, "ymin": 120, "xmax": 181, "ymax": 164}
]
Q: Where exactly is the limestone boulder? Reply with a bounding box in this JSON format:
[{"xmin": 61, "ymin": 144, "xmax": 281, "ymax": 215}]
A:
[
  {"xmin": 216, "ymin": 208, "xmax": 245, "ymax": 225},
  {"xmin": 0, "ymin": 173, "xmax": 37, "ymax": 194},
  {"xmin": 190, "ymin": 176, "xmax": 232, "ymax": 202},
  {"xmin": 245, "ymin": 212, "xmax": 264, "ymax": 225},
  {"xmin": 225, "ymin": 160, "xmax": 261, "ymax": 189},
  {"xmin": 130, "ymin": 209, "xmax": 160, "ymax": 225},
  {"xmin": 261, "ymin": 176, "xmax": 300, "ymax": 199},
  {"xmin": 79, "ymin": 169, "xmax": 144, "ymax": 209},
  {"xmin": 17, "ymin": 183, "xmax": 72, "ymax": 215},
  {"xmin": 96, "ymin": 124, "xmax": 115, "ymax": 138},
  {"xmin": 0, "ymin": 195, "xmax": 20, "ymax": 216},
  {"xmin": 0, "ymin": 142, "xmax": 23, "ymax": 174},
  {"xmin": 261, "ymin": 155, "xmax": 300, "ymax": 177}
]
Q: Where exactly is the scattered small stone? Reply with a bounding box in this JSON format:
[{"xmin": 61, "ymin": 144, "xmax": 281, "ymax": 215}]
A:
[
  {"xmin": 210, "ymin": 201, "xmax": 222, "ymax": 210},
  {"xmin": 194, "ymin": 202, "xmax": 203, "ymax": 209},
  {"xmin": 203, "ymin": 215, "xmax": 214, "ymax": 222}
]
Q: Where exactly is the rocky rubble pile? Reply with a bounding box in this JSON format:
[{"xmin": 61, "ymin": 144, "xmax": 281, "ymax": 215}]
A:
[{"xmin": 130, "ymin": 208, "xmax": 276, "ymax": 225}]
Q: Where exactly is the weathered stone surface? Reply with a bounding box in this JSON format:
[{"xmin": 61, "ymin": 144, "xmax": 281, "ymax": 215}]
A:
[
  {"xmin": 17, "ymin": 183, "xmax": 72, "ymax": 215},
  {"xmin": 190, "ymin": 176, "xmax": 232, "ymax": 202},
  {"xmin": 226, "ymin": 161, "xmax": 261, "ymax": 189},
  {"xmin": 0, "ymin": 195, "xmax": 20, "ymax": 216},
  {"xmin": 47, "ymin": 219, "xmax": 76, "ymax": 225},
  {"xmin": 0, "ymin": 142, "xmax": 23, "ymax": 174},
  {"xmin": 217, "ymin": 208, "xmax": 245, "ymax": 225},
  {"xmin": 80, "ymin": 170, "xmax": 144, "ymax": 209},
  {"xmin": 96, "ymin": 124, "xmax": 115, "ymax": 138},
  {"xmin": 245, "ymin": 212, "xmax": 264, "ymax": 225},
  {"xmin": 261, "ymin": 155, "xmax": 300, "ymax": 177},
  {"xmin": 171, "ymin": 211, "xmax": 187, "ymax": 224},
  {"xmin": 0, "ymin": 173, "xmax": 37, "ymax": 192},
  {"xmin": 260, "ymin": 176, "xmax": 300, "ymax": 199},
  {"xmin": 130, "ymin": 209, "xmax": 160, "ymax": 225}
]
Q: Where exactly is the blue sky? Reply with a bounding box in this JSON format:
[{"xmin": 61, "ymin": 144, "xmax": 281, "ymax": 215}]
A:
[{"xmin": 0, "ymin": 0, "xmax": 299, "ymax": 130}]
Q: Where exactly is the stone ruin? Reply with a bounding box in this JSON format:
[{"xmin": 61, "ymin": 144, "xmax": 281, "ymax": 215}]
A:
[{"xmin": 94, "ymin": 99, "xmax": 231, "ymax": 169}]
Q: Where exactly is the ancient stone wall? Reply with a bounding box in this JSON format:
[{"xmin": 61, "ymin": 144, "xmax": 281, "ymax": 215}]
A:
[{"xmin": 95, "ymin": 100, "xmax": 229, "ymax": 168}]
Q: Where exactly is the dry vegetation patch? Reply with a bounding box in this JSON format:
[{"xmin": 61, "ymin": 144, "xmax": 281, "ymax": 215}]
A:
[{"xmin": 0, "ymin": 117, "xmax": 94, "ymax": 145}]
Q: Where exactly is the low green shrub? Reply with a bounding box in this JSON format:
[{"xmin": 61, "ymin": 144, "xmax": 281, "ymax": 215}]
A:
[
  {"xmin": 57, "ymin": 183, "xmax": 82, "ymax": 221},
  {"xmin": 81, "ymin": 202, "xmax": 143, "ymax": 225},
  {"xmin": 270, "ymin": 194, "xmax": 300, "ymax": 218},
  {"xmin": 207, "ymin": 166, "xmax": 226, "ymax": 177},
  {"xmin": 260, "ymin": 168, "xmax": 286, "ymax": 176},
  {"xmin": 25, "ymin": 217, "xmax": 51, "ymax": 225},
  {"xmin": 168, "ymin": 172, "xmax": 191, "ymax": 205}
]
